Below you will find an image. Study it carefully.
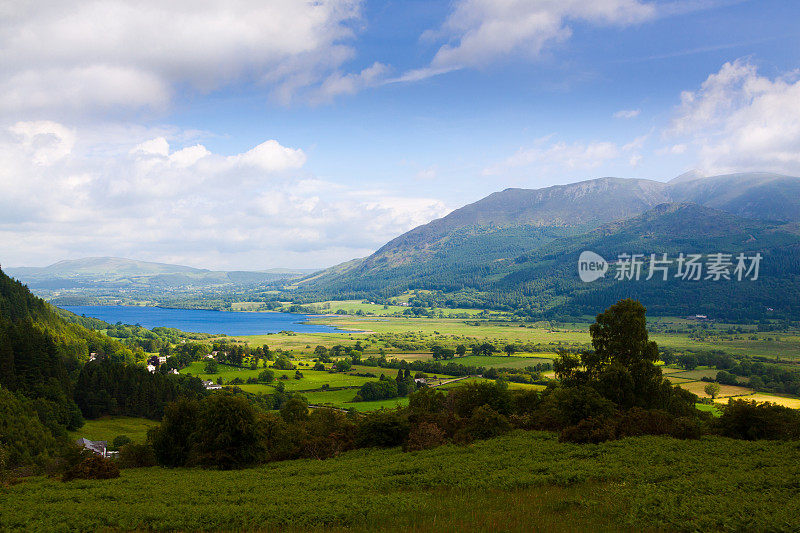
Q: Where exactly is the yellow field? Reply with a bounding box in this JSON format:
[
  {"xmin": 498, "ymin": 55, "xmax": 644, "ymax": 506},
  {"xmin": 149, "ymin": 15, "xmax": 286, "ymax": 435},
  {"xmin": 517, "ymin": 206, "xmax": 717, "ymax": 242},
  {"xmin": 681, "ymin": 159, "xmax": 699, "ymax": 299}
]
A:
[
  {"xmin": 714, "ymin": 393, "xmax": 800, "ymax": 409},
  {"xmin": 679, "ymin": 381, "xmax": 753, "ymax": 399}
]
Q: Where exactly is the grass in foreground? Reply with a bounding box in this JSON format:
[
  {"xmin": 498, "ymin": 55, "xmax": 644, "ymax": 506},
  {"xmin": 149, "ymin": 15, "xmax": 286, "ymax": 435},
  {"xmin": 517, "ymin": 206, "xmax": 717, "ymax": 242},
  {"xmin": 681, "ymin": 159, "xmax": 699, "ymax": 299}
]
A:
[{"xmin": 3, "ymin": 431, "xmax": 800, "ymax": 532}]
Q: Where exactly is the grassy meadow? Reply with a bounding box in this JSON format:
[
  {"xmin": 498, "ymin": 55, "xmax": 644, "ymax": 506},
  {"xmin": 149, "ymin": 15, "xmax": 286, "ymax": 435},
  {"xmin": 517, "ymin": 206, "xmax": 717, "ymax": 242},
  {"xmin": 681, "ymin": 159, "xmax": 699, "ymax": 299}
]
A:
[
  {"xmin": 4, "ymin": 431, "xmax": 800, "ymax": 531},
  {"xmin": 68, "ymin": 416, "xmax": 159, "ymax": 444}
]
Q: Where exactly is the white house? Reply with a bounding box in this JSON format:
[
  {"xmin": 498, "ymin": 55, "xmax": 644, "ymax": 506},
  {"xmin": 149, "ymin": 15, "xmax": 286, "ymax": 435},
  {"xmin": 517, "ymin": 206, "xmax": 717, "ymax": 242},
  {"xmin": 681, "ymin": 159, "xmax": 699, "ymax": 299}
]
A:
[
  {"xmin": 203, "ymin": 380, "xmax": 222, "ymax": 390},
  {"xmin": 147, "ymin": 364, "xmax": 157, "ymax": 373}
]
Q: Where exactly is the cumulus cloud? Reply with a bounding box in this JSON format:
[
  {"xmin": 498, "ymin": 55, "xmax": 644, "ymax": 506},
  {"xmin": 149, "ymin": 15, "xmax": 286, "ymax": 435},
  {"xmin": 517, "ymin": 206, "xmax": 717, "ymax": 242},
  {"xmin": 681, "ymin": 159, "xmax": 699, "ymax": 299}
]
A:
[
  {"xmin": 0, "ymin": 123, "xmax": 449, "ymax": 269},
  {"xmin": 401, "ymin": 0, "xmax": 656, "ymax": 82},
  {"xmin": 0, "ymin": 0, "xmax": 363, "ymax": 114},
  {"xmin": 669, "ymin": 59, "xmax": 800, "ymax": 174}
]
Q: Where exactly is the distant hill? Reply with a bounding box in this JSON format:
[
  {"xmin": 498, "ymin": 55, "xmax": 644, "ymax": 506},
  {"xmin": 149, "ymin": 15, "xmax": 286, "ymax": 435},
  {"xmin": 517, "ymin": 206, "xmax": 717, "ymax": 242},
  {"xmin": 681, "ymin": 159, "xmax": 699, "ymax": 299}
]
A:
[
  {"xmin": 294, "ymin": 173, "xmax": 800, "ymax": 319},
  {"xmin": 6, "ymin": 257, "xmax": 313, "ymax": 291}
]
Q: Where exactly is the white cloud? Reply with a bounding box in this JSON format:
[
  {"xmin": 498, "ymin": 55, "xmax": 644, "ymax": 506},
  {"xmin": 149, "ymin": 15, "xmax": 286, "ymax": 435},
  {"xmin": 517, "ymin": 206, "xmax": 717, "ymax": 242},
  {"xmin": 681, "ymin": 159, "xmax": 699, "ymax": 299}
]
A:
[
  {"xmin": 614, "ymin": 108, "xmax": 641, "ymax": 119},
  {"xmin": 227, "ymin": 140, "xmax": 307, "ymax": 172},
  {"xmin": 669, "ymin": 59, "xmax": 800, "ymax": 174},
  {"xmin": 311, "ymin": 62, "xmax": 390, "ymax": 103},
  {"xmin": 404, "ymin": 0, "xmax": 656, "ymax": 81},
  {"xmin": 0, "ymin": 122, "xmax": 449, "ymax": 269},
  {"xmin": 484, "ymin": 138, "xmax": 621, "ymax": 176},
  {"xmin": 9, "ymin": 121, "xmax": 75, "ymax": 165},
  {"xmin": 0, "ymin": 0, "xmax": 363, "ymax": 114}
]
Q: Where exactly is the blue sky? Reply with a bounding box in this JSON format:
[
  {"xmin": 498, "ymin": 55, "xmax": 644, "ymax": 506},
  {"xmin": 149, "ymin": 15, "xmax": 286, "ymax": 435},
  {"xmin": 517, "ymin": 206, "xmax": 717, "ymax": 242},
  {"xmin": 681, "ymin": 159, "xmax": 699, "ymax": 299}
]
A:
[{"xmin": 1, "ymin": 0, "xmax": 799, "ymax": 269}]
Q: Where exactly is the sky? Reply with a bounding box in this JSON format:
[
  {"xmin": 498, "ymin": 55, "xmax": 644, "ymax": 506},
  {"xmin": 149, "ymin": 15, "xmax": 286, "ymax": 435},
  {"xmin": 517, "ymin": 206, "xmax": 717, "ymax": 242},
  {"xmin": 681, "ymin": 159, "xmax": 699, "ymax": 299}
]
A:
[{"xmin": 1, "ymin": 0, "xmax": 799, "ymax": 270}]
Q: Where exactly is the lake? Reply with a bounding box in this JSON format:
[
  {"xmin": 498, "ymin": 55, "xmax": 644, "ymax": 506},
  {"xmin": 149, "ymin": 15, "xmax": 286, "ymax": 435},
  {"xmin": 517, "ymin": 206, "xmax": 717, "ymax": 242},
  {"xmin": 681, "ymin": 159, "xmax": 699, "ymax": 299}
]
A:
[{"xmin": 62, "ymin": 305, "xmax": 348, "ymax": 336}]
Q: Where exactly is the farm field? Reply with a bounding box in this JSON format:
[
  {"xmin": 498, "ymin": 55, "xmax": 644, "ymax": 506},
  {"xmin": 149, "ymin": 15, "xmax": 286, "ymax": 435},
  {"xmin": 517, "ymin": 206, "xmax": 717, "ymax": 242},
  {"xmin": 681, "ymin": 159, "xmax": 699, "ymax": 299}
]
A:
[
  {"xmin": 225, "ymin": 314, "xmax": 800, "ymax": 363},
  {"xmin": 68, "ymin": 416, "xmax": 159, "ymax": 444},
  {"xmin": 180, "ymin": 361, "xmax": 453, "ymax": 411},
  {"xmin": 3, "ymin": 431, "xmax": 800, "ymax": 531}
]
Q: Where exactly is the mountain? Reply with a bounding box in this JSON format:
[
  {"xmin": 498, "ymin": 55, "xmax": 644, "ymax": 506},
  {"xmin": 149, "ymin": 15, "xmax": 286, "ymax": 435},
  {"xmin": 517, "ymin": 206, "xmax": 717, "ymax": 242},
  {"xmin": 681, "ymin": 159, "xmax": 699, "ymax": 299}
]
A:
[
  {"xmin": 294, "ymin": 173, "xmax": 800, "ymax": 319},
  {"xmin": 6, "ymin": 257, "xmax": 312, "ymax": 288},
  {"xmin": 499, "ymin": 203, "xmax": 800, "ymax": 318},
  {"xmin": 667, "ymin": 172, "xmax": 800, "ymax": 222}
]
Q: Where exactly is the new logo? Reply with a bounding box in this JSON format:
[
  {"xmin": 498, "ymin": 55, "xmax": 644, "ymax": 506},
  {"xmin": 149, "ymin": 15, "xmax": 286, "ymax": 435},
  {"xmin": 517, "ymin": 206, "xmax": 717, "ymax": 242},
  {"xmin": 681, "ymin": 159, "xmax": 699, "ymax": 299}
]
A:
[{"xmin": 578, "ymin": 251, "xmax": 608, "ymax": 282}]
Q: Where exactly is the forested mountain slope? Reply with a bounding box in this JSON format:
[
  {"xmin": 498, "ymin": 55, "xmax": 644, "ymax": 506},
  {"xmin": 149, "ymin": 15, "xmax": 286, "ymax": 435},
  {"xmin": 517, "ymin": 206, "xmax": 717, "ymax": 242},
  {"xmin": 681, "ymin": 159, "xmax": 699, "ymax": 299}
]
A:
[{"xmin": 294, "ymin": 173, "xmax": 800, "ymax": 319}]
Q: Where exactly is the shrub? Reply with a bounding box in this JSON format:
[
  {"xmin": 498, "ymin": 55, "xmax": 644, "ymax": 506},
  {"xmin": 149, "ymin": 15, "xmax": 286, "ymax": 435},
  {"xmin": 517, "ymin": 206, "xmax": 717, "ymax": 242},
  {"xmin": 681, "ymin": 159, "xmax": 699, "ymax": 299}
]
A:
[
  {"xmin": 456, "ymin": 405, "xmax": 512, "ymax": 443},
  {"xmin": 535, "ymin": 386, "xmax": 616, "ymax": 429},
  {"xmin": 62, "ymin": 455, "xmax": 120, "ymax": 482},
  {"xmin": 356, "ymin": 410, "xmax": 410, "ymax": 448},
  {"xmin": 280, "ymin": 396, "xmax": 309, "ymax": 423},
  {"xmin": 404, "ymin": 422, "xmax": 445, "ymax": 452},
  {"xmin": 448, "ymin": 381, "xmax": 512, "ymax": 418},
  {"xmin": 117, "ymin": 443, "xmax": 156, "ymax": 468},
  {"xmin": 258, "ymin": 369, "xmax": 275, "ymax": 383},
  {"xmin": 112, "ymin": 435, "xmax": 132, "ymax": 450},
  {"xmin": 559, "ymin": 417, "xmax": 616, "ymax": 444},
  {"xmin": 718, "ymin": 399, "xmax": 800, "ymax": 440},
  {"xmin": 272, "ymin": 358, "xmax": 295, "ymax": 371}
]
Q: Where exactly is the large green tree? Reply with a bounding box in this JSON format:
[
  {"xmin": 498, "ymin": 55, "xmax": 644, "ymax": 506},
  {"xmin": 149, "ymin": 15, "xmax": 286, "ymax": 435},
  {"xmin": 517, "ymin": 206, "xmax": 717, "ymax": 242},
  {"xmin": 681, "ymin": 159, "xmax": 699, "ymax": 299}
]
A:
[{"xmin": 555, "ymin": 299, "xmax": 694, "ymax": 412}]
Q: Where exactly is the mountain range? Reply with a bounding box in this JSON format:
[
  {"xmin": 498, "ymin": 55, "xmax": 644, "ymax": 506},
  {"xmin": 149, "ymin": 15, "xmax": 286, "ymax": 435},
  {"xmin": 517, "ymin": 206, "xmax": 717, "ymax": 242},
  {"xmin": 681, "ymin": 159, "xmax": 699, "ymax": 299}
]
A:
[
  {"xmin": 6, "ymin": 257, "xmax": 312, "ymax": 290},
  {"xmin": 292, "ymin": 172, "xmax": 800, "ymax": 320}
]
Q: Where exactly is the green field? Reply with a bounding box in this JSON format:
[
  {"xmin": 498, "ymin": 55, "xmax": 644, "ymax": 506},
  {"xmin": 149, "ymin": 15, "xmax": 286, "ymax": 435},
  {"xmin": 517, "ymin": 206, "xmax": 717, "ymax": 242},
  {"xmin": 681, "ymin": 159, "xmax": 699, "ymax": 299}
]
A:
[
  {"xmin": 225, "ymin": 313, "xmax": 800, "ymax": 363},
  {"xmin": 4, "ymin": 431, "xmax": 800, "ymax": 531},
  {"xmin": 181, "ymin": 361, "xmax": 439, "ymax": 411},
  {"xmin": 68, "ymin": 416, "xmax": 160, "ymax": 445}
]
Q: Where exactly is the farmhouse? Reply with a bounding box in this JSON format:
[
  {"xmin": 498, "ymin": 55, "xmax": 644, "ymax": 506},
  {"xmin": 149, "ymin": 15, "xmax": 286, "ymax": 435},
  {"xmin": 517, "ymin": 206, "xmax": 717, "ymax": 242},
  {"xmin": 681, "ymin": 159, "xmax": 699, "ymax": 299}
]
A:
[
  {"xmin": 203, "ymin": 380, "xmax": 222, "ymax": 390},
  {"xmin": 75, "ymin": 438, "xmax": 110, "ymax": 458}
]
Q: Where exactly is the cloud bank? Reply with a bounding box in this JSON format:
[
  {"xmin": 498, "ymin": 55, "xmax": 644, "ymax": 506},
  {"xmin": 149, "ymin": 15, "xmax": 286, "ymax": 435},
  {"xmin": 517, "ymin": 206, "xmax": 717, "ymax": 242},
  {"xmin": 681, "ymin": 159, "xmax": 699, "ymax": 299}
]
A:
[{"xmin": 0, "ymin": 123, "xmax": 448, "ymax": 269}]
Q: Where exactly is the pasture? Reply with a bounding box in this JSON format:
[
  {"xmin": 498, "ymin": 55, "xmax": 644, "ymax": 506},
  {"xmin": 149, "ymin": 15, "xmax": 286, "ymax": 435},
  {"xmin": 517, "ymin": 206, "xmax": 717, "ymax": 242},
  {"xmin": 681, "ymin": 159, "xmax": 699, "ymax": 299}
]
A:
[
  {"xmin": 68, "ymin": 416, "xmax": 159, "ymax": 444},
  {"xmin": 3, "ymin": 431, "xmax": 800, "ymax": 531}
]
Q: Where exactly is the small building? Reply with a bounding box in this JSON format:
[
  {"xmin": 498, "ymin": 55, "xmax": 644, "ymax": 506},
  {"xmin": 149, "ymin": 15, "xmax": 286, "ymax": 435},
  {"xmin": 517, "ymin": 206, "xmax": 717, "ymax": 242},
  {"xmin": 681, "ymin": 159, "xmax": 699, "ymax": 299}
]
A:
[
  {"xmin": 203, "ymin": 380, "xmax": 222, "ymax": 390},
  {"xmin": 76, "ymin": 438, "xmax": 109, "ymax": 458},
  {"xmin": 88, "ymin": 352, "xmax": 98, "ymax": 362},
  {"xmin": 157, "ymin": 356, "xmax": 167, "ymax": 364},
  {"xmin": 147, "ymin": 364, "xmax": 157, "ymax": 373}
]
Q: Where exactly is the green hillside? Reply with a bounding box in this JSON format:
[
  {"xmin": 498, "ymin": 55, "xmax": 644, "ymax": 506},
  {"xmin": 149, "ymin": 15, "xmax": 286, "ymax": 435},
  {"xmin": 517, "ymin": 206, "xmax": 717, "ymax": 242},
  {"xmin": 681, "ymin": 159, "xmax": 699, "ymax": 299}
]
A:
[
  {"xmin": 294, "ymin": 204, "xmax": 800, "ymax": 319},
  {"xmin": 294, "ymin": 173, "xmax": 800, "ymax": 319}
]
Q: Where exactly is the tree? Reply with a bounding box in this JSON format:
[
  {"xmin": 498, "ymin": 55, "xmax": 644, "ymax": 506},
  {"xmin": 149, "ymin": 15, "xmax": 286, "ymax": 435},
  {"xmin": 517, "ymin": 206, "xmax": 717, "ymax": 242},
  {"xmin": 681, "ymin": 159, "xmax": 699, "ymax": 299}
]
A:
[
  {"xmin": 552, "ymin": 299, "xmax": 690, "ymax": 412},
  {"xmin": 258, "ymin": 369, "xmax": 275, "ymax": 383},
  {"xmin": 704, "ymin": 382, "xmax": 721, "ymax": 399},
  {"xmin": 193, "ymin": 395, "xmax": 265, "ymax": 469},
  {"xmin": 149, "ymin": 397, "xmax": 200, "ymax": 467},
  {"xmin": 204, "ymin": 359, "xmax": 218, "ymax": 374},
  {"xmin": 503, "ymin": 344, "xmax": 516, "ymax": 356},
  {"xmin": 334, "ymin": 359, "xmax": 352, "ymax": 372},
  {"xmin": 456, "ymin": 345, "xmax": 467, "ymax": 357},
  {"xmin": 280, "ymin": 396, "xmax": 309, "ymax": 423}
]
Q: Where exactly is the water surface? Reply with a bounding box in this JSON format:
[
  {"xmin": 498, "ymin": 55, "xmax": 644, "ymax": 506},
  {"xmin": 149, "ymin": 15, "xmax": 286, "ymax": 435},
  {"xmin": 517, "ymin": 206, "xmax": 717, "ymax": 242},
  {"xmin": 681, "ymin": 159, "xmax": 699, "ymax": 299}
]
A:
[{"xmin": 63, "ymin": 305, "xmax": 345, "ymax": 336}]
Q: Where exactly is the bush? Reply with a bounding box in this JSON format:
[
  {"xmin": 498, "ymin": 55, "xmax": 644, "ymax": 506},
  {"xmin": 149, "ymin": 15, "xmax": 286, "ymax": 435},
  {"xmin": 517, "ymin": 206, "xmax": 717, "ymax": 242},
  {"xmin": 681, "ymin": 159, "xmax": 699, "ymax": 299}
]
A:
[
  {"xmin": 272, "ymin": 358, "xmax": 295, "ymax": 371},
  {"xmin": 112, "ymin": 435, "xmax": 132, "ymax": 450},
  {"xmin": 559, "ymin": 417, "xmax": 616, "ymax": 444},
  {"xmin": 456, "ymin": 405, "xmax": 512, "ymax": 442},
  {"xmin": 356, "ymin": 410, "xmax": 409, "ymax": 448},
  {"xmin": 117, "ymin": 443, "xmax": 156, "ymax": 468},
  {"xmin": 448, "ymin": 381, "xmax": 512, "ymax": 418},
  {"xmin": 535, "ymin": 386, "xmax": 616, "ymax": 429},
  {"xmin": 62, "ymin": 455, "xmax": 120, "ymax": 482},
  {"xmin": 404, "ymin": 422, "xmax": 445, "ymax": 452},
  {"xmin": 718, "ymin": 399, "xmax": 800, "ymax": 440}
]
